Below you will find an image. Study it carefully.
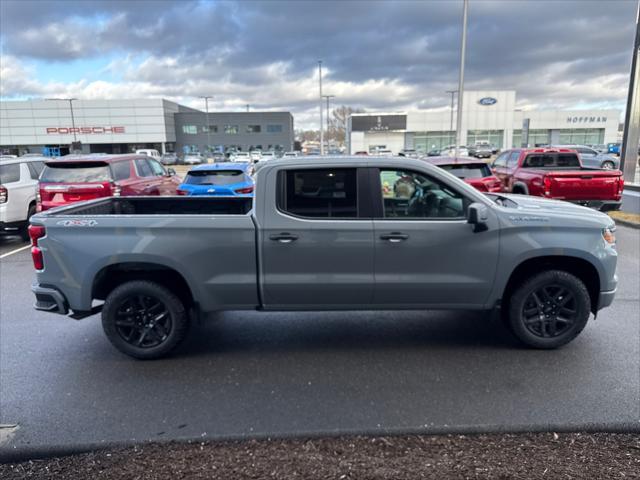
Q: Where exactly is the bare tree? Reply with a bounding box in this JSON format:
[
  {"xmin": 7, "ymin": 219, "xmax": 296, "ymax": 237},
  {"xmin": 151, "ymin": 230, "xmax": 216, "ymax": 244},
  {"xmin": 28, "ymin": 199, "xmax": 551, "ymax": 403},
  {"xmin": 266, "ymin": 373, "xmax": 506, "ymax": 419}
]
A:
[{"xmin": 330, "ymin": 105, "xmax": 364, "ymax": 145}]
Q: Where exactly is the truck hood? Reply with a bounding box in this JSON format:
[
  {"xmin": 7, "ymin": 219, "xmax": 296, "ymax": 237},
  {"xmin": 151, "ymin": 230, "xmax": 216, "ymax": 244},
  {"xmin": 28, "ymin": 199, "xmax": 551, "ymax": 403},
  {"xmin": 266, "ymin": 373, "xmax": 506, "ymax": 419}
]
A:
[{"xmin": 490, "ymin": 193, "xmax": 614, "ymax": 226}]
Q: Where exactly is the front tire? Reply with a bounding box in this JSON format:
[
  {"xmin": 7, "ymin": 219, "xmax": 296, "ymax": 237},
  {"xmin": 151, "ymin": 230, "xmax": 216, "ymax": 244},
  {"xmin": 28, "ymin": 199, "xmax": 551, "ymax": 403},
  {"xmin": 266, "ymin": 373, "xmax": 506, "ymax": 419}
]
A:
[
  {"xmin": 601, "ymin": 161, "xmax": 614, "ymax": 170},
  {"xmin": 507, "ymin": 270, "xmax": 591, "ymax": 349},
  {"xmin": 20, "ymin": 205, "xmax": 37, "ymax": 241},
  {"xmin": 102, "ymin": 280, "xmax": 189, "ymax": 359}
]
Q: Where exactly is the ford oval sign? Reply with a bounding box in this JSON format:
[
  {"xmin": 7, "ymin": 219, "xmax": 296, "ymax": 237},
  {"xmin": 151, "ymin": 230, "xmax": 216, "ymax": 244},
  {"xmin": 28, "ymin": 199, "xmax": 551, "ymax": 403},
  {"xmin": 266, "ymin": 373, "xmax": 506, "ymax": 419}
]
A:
[{"xmin": 478, "ymin": 97, "xmax": 497, "ymax": 106}]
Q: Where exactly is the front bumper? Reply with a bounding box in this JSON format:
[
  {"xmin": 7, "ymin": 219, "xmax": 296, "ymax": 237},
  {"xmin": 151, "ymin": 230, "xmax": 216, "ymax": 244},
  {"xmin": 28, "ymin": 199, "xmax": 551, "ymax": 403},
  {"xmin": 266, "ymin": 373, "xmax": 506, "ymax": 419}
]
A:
[
  {"xmin": 0, "ymin": 220, "xmax": 26, "ymax": 234},
  {"xmin": 567, "ymin": 199, "xmax": 622, "ymax": 212},
  {"xmin": 597, "ymin": 288, "xmax": 617, "ymax": 310},
  {"xmin": 32, "ymin": 283, "xmax": 68, "ymax": 315}
]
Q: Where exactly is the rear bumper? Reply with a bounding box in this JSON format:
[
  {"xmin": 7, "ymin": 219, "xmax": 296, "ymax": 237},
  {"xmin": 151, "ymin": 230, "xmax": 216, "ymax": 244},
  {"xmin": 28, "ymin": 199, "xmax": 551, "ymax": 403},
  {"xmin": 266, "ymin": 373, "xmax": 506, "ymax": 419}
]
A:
[
  {"xmin": 31, "ymin": 283, "xmax": 69, "ymax": 315},
  {"xmin": 567, "ymin": 199, "xmax": 622, "ymax": 212},
  {"xmin": 0, "ymin": 220, "xmax": 26, "ymax": 234},
  {"xmin": 597, "ymin": 288, "xmax": 617, "ymax": 310}
]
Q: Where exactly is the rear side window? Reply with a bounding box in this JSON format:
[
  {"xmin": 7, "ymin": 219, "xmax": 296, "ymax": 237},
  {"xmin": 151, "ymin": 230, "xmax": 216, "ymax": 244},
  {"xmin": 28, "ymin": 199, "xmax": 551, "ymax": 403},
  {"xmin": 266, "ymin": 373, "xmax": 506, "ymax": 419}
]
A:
[
  {"xmin": 493, "ymin": 152, "xmax": 508, "ymax": 167},
  {"xmin": 111, "ymin": 161, "xmax": 131, "ymax": 181},
  {"xmin": 507, "ymin": 151, "xmax": 520, "ymax": 167},
  {"xmin": 148, "ymin": 159, "xmax": 166, "ymax": 176},
  {"xmin": 27, "ymin": 161, "xmax": 45, "ymax": 179},
  {"xmin": 134, "ymin": 159, "xmax": 154, "ymax": 177},
  {"xmin": 185, "ymin": 170, "xmax": 249, "ymax": 185},
  {"xmin": 439, "ymin": 163, "xmax": 492, "ymax": 179},
  {"xmin": 40, "ymin": 163, "xmax": 112, "ymax": 182},
  {"xmin": 523, "ymin": 153, "xmax": 580, "ymax": 168},
  {"xmin": 278, "ymin": 168, "xmax": 358, "ymax": 218},
  {"xmin": 0, "ymin": 164, "xmax": 21, "ymax": 183}
]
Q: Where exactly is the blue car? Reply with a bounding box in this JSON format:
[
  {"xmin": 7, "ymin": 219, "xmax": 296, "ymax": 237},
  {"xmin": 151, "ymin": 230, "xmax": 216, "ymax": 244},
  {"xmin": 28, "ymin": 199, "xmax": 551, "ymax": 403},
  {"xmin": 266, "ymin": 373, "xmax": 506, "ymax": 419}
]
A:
[
  {"xmin": 178, "ymin": 162, "xmax": 254, "ymax": 196},
  {"xmin": 607, "ymin": 143, "xmax": 621, "ymax": 155}
]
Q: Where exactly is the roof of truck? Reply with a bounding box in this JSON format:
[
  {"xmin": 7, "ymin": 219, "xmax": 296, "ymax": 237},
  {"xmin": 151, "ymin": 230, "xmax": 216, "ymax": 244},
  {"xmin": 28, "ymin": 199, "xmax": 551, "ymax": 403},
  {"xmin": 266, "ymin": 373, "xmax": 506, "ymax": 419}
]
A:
[{"xmin": 44, "ymin": 154, "xmax": 147, "ymax": 164}]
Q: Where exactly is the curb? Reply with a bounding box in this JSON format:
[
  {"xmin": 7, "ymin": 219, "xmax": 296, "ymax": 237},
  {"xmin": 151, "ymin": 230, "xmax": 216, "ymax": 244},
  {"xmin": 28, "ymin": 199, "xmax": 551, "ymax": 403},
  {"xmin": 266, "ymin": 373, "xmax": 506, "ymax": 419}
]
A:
[
  {"xmin": 2, "ymin": 421, "xmax": 640, "ymax": 464},
  {"xmin": 611, "ymin": 218, "xmax": 640, "ymax": 230}
]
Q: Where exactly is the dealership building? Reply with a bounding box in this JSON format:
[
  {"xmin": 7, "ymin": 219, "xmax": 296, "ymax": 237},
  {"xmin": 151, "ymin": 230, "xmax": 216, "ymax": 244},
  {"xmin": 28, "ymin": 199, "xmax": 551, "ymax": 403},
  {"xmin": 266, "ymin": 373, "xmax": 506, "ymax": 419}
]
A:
[
  {"xmin": 0, "ymin": 99, "xmax": 294, "ymax": 156},
  {"xmin": 348, "ymin": 90, "xmax": 621, "ymax": 154}
]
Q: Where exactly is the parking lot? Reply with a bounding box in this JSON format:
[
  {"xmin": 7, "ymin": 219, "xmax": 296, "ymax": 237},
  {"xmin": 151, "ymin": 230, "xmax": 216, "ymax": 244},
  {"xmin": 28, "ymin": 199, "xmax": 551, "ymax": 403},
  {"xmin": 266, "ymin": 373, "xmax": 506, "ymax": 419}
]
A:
[{"xmin": 0, "ymin": 224, "xmax": 638, "ymax": 459}]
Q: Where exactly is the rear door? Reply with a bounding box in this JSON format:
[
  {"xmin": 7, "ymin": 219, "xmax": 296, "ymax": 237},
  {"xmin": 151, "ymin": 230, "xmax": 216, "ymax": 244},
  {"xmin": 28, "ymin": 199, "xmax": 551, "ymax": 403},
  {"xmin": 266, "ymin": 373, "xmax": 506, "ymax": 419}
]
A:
[
  {"xmin": 1, "ymin": 163, "xmax": 31, "ymax": 223},
  {"xmin": 260, "ymin": 166, "xmax": 374, "ymax": 308},
  {"xmin": 491, "ymin": 150, "xmax": 510, "ymax": 190},
  {"xmin": 371, "ymin": 167, "xmax": 499, "ymax": 308},
  {"xmin": 147, "ymin": 158, "xmax": 177, "ymax": 195},
  {"xmin": 132, "ymin": 158, "xmax": 161, "ymax": 195}
]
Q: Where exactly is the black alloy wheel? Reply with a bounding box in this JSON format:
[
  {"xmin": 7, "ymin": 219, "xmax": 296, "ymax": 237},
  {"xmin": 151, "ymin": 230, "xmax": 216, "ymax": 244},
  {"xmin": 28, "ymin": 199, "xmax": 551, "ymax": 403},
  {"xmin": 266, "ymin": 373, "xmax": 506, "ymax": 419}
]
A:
[
  {"xmin": 114, "ymin": 295, "xmax": 172, "ymax": 348},
  {"xmin": 521, "ymin": 284, "xmax": 577, "ymax": 338}
]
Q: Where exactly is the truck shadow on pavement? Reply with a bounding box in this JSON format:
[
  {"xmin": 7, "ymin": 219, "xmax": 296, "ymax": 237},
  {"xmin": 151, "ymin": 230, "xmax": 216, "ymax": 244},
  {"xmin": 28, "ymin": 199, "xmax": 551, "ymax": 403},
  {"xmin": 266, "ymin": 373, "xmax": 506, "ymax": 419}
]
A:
[{"xmin": 178, "ymin": 310, "xmax": 520, "ymax": 358}]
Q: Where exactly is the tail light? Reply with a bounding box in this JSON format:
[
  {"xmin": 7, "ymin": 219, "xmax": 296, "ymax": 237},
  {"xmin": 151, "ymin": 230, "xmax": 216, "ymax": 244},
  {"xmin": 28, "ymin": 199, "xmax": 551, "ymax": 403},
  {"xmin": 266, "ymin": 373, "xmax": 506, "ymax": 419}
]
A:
[
  {"xmin": 0, "ymin": 185, "xmax": 7, "ymax": 204},
  {"xmin": 177, "ymin": 189, "xmax": 188, "ymax": 196},
  {"xmin": 28, "ymin": 224, "xmax": 46, "ymax": 270},
  {"xmin": 35, "ymin": 187, "xmax": 42, "ymax": 212},
  {"xmin": 111, "ymin": 182, "xmax": 121, "ymax": 197},
  {"xmin": 617, "ymin": 177, "xmax": 624, "ymax": 198},
  {"xmin": 543, "ymin": 175, "xmax": 551, "ymax": 196},
  {"xmin": 234, "ymin": 186, "xmax": 254, "ymax": 194}
]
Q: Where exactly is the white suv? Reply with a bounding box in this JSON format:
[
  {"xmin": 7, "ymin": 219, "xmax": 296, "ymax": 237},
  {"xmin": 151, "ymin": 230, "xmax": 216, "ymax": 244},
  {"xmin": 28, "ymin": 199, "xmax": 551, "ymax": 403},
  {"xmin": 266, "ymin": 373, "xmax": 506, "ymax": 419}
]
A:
[{"xmin": 0, "ymin": 156, "xmax": 46, "ymax": 238}]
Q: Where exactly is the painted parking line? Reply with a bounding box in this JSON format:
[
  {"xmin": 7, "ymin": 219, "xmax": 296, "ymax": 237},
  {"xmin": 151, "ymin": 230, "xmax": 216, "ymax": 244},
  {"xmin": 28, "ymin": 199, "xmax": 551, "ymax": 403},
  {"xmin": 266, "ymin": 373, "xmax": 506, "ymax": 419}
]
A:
[{"xmin": 0, "ymin": 245, "xmax": 31, "ymax": 259}]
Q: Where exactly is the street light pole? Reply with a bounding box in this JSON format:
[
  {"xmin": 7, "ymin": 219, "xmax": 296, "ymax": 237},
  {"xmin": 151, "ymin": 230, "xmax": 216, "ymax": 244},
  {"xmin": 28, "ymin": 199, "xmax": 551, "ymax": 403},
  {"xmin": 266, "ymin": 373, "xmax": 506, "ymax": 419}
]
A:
[
  {"xmin": 45, "ymin": 98, "xmax": 78, "ymax": 142},
  {"xmin": 620, "ymin": 0, "xmax": 639, "ymax": 183},
  {"xmin": 318, "ymin": 60, "xmax": 324, "ymax": 155},
  {"xmin": 446, "ymin": 90, "xmax": 457, "ymax": 145},
  {"xmin": 322, "ymin": 94, "xmax": 335, "ymax": 150},
  {"xmin": 454, "ymin": 0, "xmax": 468, "ymax": 158},
  {"xmin": 199, "ymin": 96, "xmax": 213, "ymax": 158}
]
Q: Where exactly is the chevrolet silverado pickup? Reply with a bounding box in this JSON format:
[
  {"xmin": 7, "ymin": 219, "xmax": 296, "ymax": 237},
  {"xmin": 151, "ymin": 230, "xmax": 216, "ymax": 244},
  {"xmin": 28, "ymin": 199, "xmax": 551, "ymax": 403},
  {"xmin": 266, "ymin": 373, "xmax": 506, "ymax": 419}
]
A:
[
  {"xmin": 492, "ymin": 148, "xmax": 624, "ymax": 211},
  {"xmin": 29, "ymin": 156, "xmax": 618, "ymax": 359}
]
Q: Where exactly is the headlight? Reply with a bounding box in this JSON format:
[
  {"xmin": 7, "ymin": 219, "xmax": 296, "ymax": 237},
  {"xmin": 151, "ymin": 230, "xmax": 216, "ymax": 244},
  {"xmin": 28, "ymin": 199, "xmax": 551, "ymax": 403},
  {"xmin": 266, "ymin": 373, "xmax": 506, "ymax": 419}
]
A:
[{"xmin": 602, "ymin": 226, "xmax": 616, "ymax": 245}]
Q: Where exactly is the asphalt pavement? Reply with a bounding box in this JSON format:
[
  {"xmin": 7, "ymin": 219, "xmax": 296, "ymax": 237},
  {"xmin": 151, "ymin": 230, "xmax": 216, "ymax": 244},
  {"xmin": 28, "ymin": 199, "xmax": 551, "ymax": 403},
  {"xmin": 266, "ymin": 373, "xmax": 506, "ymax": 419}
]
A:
[{"xmin": 1, "ymin": 227, "xmax": 638, "ymax": 460}]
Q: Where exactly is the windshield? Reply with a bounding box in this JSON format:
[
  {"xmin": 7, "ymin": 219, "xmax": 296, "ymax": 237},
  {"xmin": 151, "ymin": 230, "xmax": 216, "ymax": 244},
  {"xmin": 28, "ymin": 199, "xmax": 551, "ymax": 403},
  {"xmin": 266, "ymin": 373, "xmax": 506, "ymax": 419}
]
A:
[
  {"xmin": 40, "ymin": 163, "xmax": 112, "ymax": 182},
  {"xmin": 185, "ymin": 170, "xmax": 249, "ymax": 185},
  {"xmin": 439, "ymin": 163, "xmax": 492, "ymax": 179}
]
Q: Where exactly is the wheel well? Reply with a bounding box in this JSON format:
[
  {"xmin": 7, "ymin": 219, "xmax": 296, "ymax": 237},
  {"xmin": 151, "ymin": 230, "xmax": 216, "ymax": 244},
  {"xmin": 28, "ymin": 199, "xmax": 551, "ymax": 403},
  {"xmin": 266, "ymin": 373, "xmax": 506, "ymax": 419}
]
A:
[
  {"xmin": 502, "ymin": 256, "xmax": 600, "ymax": 313},
  {"xmin": 512, "ymin": 183, "xmax": 528, "ymax": 194},
  {"xmin": 92, "ymin": 263, "xmax": 194, "ymax": 308}
]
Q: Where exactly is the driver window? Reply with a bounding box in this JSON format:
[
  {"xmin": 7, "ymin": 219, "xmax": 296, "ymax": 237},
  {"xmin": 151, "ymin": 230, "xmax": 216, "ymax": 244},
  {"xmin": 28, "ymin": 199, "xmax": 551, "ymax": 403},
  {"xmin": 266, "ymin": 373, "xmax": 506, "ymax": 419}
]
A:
[{"xmin": 380, "ymin": 169, "xmax": 466, "ymax": 219}]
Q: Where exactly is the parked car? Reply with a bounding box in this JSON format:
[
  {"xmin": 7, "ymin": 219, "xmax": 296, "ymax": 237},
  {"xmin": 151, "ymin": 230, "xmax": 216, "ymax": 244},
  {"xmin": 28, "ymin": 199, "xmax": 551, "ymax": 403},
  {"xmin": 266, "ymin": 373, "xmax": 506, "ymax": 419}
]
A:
[
  {"xmin": 135, "ymin": 149, "xmax": 161, "ymax": 160},
  {"xmin": 177, "ymin": 163, "xmax": 254, "ymax": 197},
  {"xmin": 160, "ymin": 153, "xmax": 179, "ymax": 165},
  {"xmin": 440, "ymin": 145, "xmax": 470, "ymax": 157},
  {"xmin": 607, "ymin": 143, "xmax": 621, "ymax": 156},
  {"xmin": 426, "ymin": 149, "xmax": 441, "ymax": 157},
  {"xmin": 283, "ymin": 151, "xmax": 300, "ymax": 158},
  {"xmin": 468, "ymin": 143, "xmax": 493, "ymax": 159},
  {"xmin": 551, "ymin": 145, "xmax": 619, "ymax": 170},
  {"xmin": 183, "ymin": 153, "xmax": 204, "ymax": 165},
  {"xmin": 37, "ymin": 154, "xmax": 180, "ymax": 211},
  {"xmin": 398, "ymin": 149, "xmax": 420, "ymax": 158},
  {"xmin": 588, "ymin": 144, "xmax": 609, "ymax": 154},
  {"xmin": 354, "ymin": 151, "xmax": 369, "ymax": 156},
  {"xmin": 30, "ymin": 156, "xmax": 618, "ymax": 359},
  {"xmin": 1, "ymin": 156, "xmax": 46, "ymax": 238},
  {"xmin": 425, "ymin": 157, "xmax": 502, "ymax": 192},
  {"xmin": 231, "ymin": 152, "xmax": 251, "ymax": 162},
  {"xmin": 261, "ymin": 152, "xmax": 276, "ymax": 161},
  {"xmin": 250, "ymin": 151, "xmax": 262, "ymax": 162},
  {"xmin": 491, "ymin": 148, "xmax": 623, "ymax": 211}
]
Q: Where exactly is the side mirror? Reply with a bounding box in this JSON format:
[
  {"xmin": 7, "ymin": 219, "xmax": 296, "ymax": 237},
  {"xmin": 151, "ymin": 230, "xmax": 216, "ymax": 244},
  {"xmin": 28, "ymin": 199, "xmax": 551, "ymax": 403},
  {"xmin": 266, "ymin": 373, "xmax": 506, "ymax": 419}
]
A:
[
  {"xmin": 467, "ymin": 202, "xmax": 489, "ymax": 232},
  {"xmin": 167, "ymin": 168, "xmax": 176, "ymax": 176}
]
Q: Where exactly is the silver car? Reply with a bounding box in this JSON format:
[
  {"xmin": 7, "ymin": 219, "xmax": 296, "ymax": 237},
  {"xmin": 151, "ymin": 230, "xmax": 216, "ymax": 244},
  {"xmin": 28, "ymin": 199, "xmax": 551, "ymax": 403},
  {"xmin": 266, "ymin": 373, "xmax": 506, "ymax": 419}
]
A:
[{"xmin": 554, "ymin": 145, "xmax": 619, "ymax": 170}]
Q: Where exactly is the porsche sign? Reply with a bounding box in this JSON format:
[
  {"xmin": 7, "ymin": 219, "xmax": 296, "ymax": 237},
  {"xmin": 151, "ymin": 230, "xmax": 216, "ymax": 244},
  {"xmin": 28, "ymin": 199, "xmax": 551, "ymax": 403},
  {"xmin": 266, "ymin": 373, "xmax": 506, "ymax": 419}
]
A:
[{"xmin": 45, "ymin": 127, "xmax": 126, "ymax": 134}]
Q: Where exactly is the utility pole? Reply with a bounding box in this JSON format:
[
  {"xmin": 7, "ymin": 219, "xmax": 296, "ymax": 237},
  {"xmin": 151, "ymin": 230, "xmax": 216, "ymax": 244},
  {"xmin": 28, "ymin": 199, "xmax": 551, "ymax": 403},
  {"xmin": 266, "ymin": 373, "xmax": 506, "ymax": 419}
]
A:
[
  {"xmin": 322, "ymin": 94, "xmax": 335, "ymax": 150},
  {"xmin": 46, "ymin": 98, "xmax": 78, "ymax": 142},
  {"xmin": 246, "ymin": 104, "xmax": 250, "ymax": 112},
  {"xmin": 318, "ymin": 60, "xmax": 324, "ymax": 155},
  {"xmin": 199, "ymin": 96, "xmax": 213, "ymax": 158},
  {"xmin": 446, "ymin": 90, "xmax": 457, "ymax": 146},
  {"xmin": 454, "ymin": 0, "xmax": 468, "ymax": 158},
  {"xmin": 620, "ymin": 0, "xmax": 639, "ymax": 184}
]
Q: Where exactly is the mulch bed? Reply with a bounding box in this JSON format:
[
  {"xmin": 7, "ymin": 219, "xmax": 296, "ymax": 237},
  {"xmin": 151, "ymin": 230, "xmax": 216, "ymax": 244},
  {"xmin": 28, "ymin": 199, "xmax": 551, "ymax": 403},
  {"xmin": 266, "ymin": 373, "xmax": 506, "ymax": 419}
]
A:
[{"xmin": 2, "ymin": 432, "xmax": 639, "ymax": 479}]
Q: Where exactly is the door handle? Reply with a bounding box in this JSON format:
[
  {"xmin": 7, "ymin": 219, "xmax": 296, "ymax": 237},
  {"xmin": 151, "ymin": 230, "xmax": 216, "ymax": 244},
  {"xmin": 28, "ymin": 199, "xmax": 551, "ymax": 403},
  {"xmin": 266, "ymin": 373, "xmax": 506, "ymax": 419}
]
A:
[
  {"xmin": 380, "ymin": 232, "xmax": 409, "ymax": 242},
  {"xmin": 270, "ymin": 233, "xmax": 299, "ymax": 243}
]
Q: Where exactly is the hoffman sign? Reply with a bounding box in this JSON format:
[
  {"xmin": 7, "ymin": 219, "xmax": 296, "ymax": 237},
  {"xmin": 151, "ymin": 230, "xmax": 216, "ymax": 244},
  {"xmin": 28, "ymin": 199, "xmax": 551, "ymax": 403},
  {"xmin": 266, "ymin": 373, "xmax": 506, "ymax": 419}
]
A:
[
  {"xmin": 46, "ymin": 126, "xmax": 126, "ymax": 134},
  {"xmin": 566, "ymin": 116, "xmax": 607, "ymax": 124}
]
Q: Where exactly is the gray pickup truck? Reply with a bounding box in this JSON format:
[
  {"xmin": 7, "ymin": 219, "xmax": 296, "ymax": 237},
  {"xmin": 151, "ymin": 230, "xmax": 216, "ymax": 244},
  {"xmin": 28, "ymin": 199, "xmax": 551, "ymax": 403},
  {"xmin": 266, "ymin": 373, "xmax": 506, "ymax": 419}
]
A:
[{"xmin": 29, "ymin": 157, "xmax": 618, "ymax": 359}]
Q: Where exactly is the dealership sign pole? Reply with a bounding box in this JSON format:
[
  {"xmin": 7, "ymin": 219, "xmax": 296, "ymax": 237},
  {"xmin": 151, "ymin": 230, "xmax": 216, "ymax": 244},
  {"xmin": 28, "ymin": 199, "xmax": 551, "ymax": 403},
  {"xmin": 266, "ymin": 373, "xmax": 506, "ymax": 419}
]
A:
[
  {"xmin": 199, "ymin": 96, "xmax": 213, "ymax": 158},
  {"xmin": 454, "ymin": 0, "xmax": 468, "ymax": 158},
  {"xmin": 620, "ymin": 0, "xmax": 639, "ymax": 184}
]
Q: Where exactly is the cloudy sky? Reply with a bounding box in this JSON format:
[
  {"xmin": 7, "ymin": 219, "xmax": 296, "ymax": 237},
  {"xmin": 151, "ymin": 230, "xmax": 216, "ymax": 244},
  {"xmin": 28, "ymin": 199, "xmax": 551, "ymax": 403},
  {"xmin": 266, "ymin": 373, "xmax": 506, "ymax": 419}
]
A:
[{"xmin": 0, "ymin": 0, "xmax": 637, "ymax": 128}]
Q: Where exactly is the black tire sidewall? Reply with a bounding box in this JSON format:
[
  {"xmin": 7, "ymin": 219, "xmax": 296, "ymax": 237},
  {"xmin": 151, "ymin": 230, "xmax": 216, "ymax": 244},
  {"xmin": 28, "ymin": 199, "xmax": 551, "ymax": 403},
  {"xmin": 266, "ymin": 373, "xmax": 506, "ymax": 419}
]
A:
[
  {"xmin": 102, "ymin": 280, "xmax": 189, "ymax": 359},
  {"xmin": 508, "ymin": 270, "xmax": 591, "ymax": 349}
]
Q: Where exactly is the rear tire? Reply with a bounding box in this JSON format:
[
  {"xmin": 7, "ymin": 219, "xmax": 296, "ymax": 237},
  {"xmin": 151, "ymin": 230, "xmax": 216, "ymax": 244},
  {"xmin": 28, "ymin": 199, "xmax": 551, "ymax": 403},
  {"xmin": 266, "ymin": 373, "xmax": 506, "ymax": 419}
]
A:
[
  {"xmin": 601, "ymin": 161, "xmax": 614, "ymax": 170},
  {"xmin": 20, "ymin": 205, "xmax": 37, "ymax": 241},
  {"xmin": 507, "ymin": 270, "xmax": 590, "ymax": 349},
  {"xmin": 102, "ymin": 280, "xmax": 189, "ymax": 359}
]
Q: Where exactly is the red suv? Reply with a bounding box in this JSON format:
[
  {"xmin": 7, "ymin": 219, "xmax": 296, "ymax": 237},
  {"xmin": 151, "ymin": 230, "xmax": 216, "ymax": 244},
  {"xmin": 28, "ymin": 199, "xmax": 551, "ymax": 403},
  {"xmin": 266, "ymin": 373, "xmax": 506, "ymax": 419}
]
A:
[{"xmin": 37, "ymin": 154, "xmax": 181, "ymax": 211}]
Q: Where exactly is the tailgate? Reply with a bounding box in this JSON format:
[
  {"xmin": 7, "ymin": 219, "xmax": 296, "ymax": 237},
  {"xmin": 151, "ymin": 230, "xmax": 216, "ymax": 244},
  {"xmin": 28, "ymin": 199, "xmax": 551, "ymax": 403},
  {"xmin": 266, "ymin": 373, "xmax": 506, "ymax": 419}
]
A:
[
  {"xmin": 40, "ymin": 182, "xmax": 113, "ymax": 208},
  {"xmin": 546, "ymin": 171, "xmax": 622, "ymax": 200}
]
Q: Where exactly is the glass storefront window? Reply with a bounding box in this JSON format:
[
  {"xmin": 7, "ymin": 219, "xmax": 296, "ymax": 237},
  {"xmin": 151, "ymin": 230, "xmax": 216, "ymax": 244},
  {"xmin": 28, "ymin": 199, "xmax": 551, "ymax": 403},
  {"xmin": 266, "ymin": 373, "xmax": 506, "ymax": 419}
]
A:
[
  {"xmin": 557, "ymin": 128, "xmax": 604, "ymax": 145},
  {"xmin": 182, "ymin": 125, "xmax": 197, "ymax": 135},
  {"xmin": 246, "ymin": 125, "xmax": 261, "ymax": 133},
  {"xmin": 267, "ymin": 124, "xmax": 283, "ymax": 133},
  {"xmin": 467, "ymin": 130, "xmax": 503, "ymax": 149},
  {"xmin": 224, "ymin": 125, "xmax": 239, "ymax": 134},
  {"xmin": 413, "ymin": 131, "xmax": 455, "ymax": 152},
  {"xmin": 512, "ymin": 129, "xmax": 550, "ymax": 147}
]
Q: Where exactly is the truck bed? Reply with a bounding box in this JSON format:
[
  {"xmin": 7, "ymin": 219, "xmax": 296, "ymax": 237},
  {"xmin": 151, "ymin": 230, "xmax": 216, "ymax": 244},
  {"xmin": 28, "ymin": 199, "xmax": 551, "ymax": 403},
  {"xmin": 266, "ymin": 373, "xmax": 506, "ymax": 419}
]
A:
[{"xmin": 50, "ymin": 196, "xmax": 253, "ymax": 216}]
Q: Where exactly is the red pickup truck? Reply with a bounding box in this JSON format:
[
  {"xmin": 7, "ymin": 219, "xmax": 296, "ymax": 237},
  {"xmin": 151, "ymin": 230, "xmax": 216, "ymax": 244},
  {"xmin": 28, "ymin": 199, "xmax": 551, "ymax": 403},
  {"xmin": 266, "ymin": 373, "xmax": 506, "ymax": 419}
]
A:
[{"xmin": 491, "ymin": 148, "xmax": 623, "ymax": 211}]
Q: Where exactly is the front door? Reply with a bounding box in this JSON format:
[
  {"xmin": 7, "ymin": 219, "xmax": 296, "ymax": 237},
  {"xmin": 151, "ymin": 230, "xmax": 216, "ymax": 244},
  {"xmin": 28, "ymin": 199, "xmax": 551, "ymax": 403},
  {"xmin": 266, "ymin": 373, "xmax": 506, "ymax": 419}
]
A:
[
  {"xmin": 372, "ymin": 167, "xmax": 499, "ymax": 308},
  {"xmin": 260, "ymin": 167, "xmax": 374, "ymax": 309}
]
